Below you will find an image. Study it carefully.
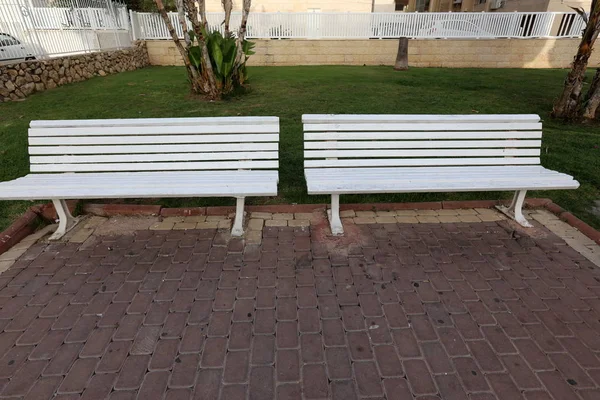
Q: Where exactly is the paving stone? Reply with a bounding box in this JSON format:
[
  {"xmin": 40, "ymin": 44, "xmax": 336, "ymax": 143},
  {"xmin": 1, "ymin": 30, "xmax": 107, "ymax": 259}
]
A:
[
  {"xmin": 80, "ymin": 373, "xmax": 116, "ymax": 400},
  {"xmin": 382, "ymin": 377, "xmax": 412, "ymax": 400},
  {"xmin": 252, "ymin": 335, "xmax": 275, "ymax": 365},
  {"xmin": 57, "ymin": 358, "xmax": 98, "ymax": 394},
  {"xmin": 170, "ymin": 354, "xmax": 198, "ymax": 388},
  {"xmin": 229, "ymin": 322, "xmax": 252, "ymax": 350},
  {"xmin": 303, "ymin": 364, "xmax": 329, "ymax": 399},
  {"xmin": 435, "ymin": 373, "xmax": 469, "ymax": 400},
  {"xmin": 224, "ymin": 351, "xmax": 250, "ymax": 384},
  {"xmin": 262, "ymin": 218, "xmax": 287, "ymax": 228},
  {"xmin": 299, "ymin": 334, "xmax": 321, "ymax": 363},
  {"xmin": 2, "ymin": 359, "xmax": 47, "ymax": 396},
  {"xmin": 249, "ymin": 366, "xmax": 274, "ymax": 400},
  {"xmin": 277, "ymin": 349, "xmax": 300, "ymax": 382},
  {"xmin": 149, "ymin": 339, "xmax": 179, "ymax": 371},
  {"xmin": 23, "ymin": 376, "xmax": 62, "ymax": 400},
  {"xmin": 403, "ymin": 359, "xmax": 438, "ymax": 395},
  {"xmin": 96, "ymin": 341, "xmax": 131, "ymax": 373},
  {"xmin": 201, "ymin": 337, "xmax": 227, "ymax": 367},
  {"xmin": 114, "ymin": 355, "xmax": 150, "ymax": 390},
  {"xmin": 179, "ymin": 325, "xmax": 205, "ymax": 354},
  {"xmin": 354, "ymin": 361, "xmax": 384, "ymax": 397}
]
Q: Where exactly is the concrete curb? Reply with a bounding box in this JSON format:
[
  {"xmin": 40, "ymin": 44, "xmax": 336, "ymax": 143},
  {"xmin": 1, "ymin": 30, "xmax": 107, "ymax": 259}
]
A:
[{"xmin": 1, "ymin": 197, "xmax": 599, "ymax": 255}]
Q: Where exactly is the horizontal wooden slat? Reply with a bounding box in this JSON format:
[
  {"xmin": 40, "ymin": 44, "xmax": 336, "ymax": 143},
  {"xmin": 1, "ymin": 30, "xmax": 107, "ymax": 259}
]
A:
[
  {"xmin": 304, "ymin": 123, "xmax": 542, "ymax": 132},
  {"xmin": 304, "ymin": 149, "xmax": 540, "ymax": 159},
  {"xmin": 12, "ymin": 170, "xmax": 278, "ymax": 183},
  {"xmin": 30, "ymin": 116, "xmax": 279, "ymax": 128},
  {"xmin": 306, "ymin": 170, "xmax": 574, "ymax": 183},
  {"xmin": 29, "ymin": 134, "xmax": 279, "ymax": 146},
  {"xmin": 304, "ymin": 140, "xmax": 542, "ymax": 150},
  {"xmin": 307, "ymin": 171, "xmax": 570, "ymax": 184},
  {"xmin": 304, "ymin": 131, "xmax": 542, "ymax": 140},
  {"xmin": 29, "ymin": 143, "xmax": 279, "ymax": 155},
  {"xmin": 302, "ymin": 114, "xmax": 541, "ymax": 124},
  {"xmin": 31, "ymin": 152, "xmax": 278, "ymax": 164},
  {"xmin": 29, "ymin": 124, "xmax": 279, "ymax": 137},
  {"xmin": 31, "ymin": 160, "xmax": 278, "ymax": 173},
  {"xmin": 5, "ymin": 172, "xmax": 278, "ymax": 186},
  {"xmin": 6, "ymin": 177, "xmax": 279, "ymax": 188},
  {"xmin": 307, "ymin": 179, "xmax": 579, "ymax": 195},
  {"xmin": 304, "ymin": 158, "xmax": 540, "ymax": 168},
  {"xmin": 0, "ymin": 178, "xmax": 279, "ymax": 200},
  {"xmin": 0, "ymin": 185, "xmax": 278, "ymax": 200},
  {"xmin": 305, "ymin": 166, "xmax": 556, "ymax": 178}
]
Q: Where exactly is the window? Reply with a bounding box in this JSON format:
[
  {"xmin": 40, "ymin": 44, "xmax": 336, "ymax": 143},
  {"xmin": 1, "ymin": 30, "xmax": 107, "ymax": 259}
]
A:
[{"xmin": 395, "ymin": 0, "xmax": 407, "ymax": 10}]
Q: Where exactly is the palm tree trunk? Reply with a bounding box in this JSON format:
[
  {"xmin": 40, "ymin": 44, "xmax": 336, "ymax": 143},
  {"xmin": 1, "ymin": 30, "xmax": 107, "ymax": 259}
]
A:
[
  {"xmin": 155, "ymin": 0, "xmax": 201, "ymax": 93},
  {"xmin": 176, "ymin": 0, "xmax": 191, "ymax": 47},
  {"xmin": 552, "ymin": 1, "xmax": 600, "ymax": 119},
  {"xmin": 234, "ymin": 0, "xmax": 251, "ymax": 66},
  {"xmin": 184, "ymin": 0, "xmax": 220, "ymax": 99},
  {"xmin": 222, "ymin": 0, "xmax": 233, "ymax": 36},
  {"xmin": 394, "ymin": 38, "xmax": 409, "ymax": 71},
  {"xmin": 583, "ymin": 68, "xmax": 600, "ymax": 119}
]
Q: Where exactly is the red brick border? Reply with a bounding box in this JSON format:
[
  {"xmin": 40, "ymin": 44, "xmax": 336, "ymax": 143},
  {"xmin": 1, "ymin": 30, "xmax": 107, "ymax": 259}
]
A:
[
  {"xmin": 0, "ymin": 201, "xmax": 78, "ymax": 256},
  {"xmin": 558, "ymin": 212, "xmax": 600, "ymax": 244},
  {"xmin": 1, "ymin": 198, "xmax": 599, "ymax": 256},
  {"xmin": 82, "ymin": 203, "xmax": 161, "ymax": 217},
  {"xmin": 0, "ymin": 210, "xmax": 40, "ymax": 255}
]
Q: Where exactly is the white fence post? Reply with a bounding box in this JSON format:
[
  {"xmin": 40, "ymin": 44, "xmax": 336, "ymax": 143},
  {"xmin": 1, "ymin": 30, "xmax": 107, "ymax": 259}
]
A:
[{"xmin": 130, "ymin": 9, "xmax": 137, "ymax": 41}]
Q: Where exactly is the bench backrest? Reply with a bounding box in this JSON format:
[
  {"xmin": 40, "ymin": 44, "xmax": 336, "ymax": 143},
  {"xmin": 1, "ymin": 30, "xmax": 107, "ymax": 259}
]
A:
[
  {"xmin": 303, "ymin": 114, "xmax": 542, "ymax": 169},
  {"xmin": 28, "ymin": 117, "xmax": 279, "ymax": 173}
]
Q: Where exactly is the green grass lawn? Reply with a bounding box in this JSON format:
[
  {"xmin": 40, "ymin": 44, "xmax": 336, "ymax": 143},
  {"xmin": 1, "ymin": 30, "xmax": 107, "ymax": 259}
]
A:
[{"xmin": 1, "ymin": 65, "xmax": 600, "ymax": 231}]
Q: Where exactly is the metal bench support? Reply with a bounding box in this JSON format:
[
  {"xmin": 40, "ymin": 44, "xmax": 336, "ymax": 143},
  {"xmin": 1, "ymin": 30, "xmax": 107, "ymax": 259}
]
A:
[
  {"xmin": 329, "ymin": 194, "xmax": 344, "ymax": 236},
  {"xmin": 232, "ymin": 197, "xmax": 245, "ymax": 237},
  {"xmin": 496, "ymin": 190, "xmax": 533, "ymax": 228},
  {"xmin": 49, "ymin": 199, "xmax": 79, "ymax": 241}
]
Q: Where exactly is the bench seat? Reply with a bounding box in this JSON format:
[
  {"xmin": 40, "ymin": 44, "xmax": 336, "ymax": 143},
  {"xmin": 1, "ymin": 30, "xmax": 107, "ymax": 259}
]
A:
[
  {"xmin": 305, "ymin": 166, "xmax": 579, "ymax": 194},
  {"xmin": 0, "ymin": 171, "xmax": 279, "ymax": 200},
  {"xmin": 303, "ymin": 114, "xmax": 579, "ymax": 235}
]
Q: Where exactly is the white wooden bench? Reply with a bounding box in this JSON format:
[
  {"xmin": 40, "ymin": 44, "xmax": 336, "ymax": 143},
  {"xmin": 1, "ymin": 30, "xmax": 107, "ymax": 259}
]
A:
[
  {"xmin": 303, "ymin": 114, "xmax": 579, "ymax": 235},
  {"xmin": 0, "ymin": 117, "xmax": 279, "ymax": 239}
]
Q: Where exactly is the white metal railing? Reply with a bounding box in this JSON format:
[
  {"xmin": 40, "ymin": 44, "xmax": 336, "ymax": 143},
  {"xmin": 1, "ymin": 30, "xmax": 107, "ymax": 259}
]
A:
[
  {"xmin": 29, "ymin": 7, "xmax": 129, "ymax": 30},
  {"xmin": 131, "ymin": 11, "xmax": 586, "ymax": 40},
  {"xmin": 0, "ymin": 0, "xmax": 131, "ymax": 63}
]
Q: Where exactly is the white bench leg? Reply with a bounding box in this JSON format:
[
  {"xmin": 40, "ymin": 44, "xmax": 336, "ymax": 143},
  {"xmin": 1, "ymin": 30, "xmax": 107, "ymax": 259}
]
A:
[
  {"xmin": 328, "ymin": 194, "xmax": 344, "ymax": 236},
  {"xmin": 49, "ymin": 199, "xmax": 79, "ymax": 240},
  {"xmin": 496, "ymin": 190, "xmax": 533, "ymax": 228},
  {"xmin": 231, "ymin": 197, "xmax": 245, "ymax": 237}
]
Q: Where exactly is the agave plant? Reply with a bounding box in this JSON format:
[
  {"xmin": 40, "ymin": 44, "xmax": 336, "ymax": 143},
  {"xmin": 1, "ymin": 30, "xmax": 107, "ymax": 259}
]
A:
[
  {"xmin": 187, "ymin": 29, "xmax": 255, "ymax": 94},
  {"xmin": 237, "ymin": 39, "xmax": 255, "ymax": 85},
  {"xmin": 154, "ymin": 0, "xmax": 253, "ymax": 100}
]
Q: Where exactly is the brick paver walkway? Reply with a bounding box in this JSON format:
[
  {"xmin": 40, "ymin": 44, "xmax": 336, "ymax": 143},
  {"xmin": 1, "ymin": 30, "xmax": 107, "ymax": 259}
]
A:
[{"xmin": 1, "ymin": 215, "xmax": 600, "ymax": 399}]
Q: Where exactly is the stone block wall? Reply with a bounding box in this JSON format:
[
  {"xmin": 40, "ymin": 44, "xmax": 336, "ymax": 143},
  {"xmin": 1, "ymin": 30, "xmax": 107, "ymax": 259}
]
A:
[
  {"xmin": 146, "ymin": 38, "xmax": 600, "ymax": 69},
  {"xmin": 0, "ymin": 41, "xmax": 149, "ymax": 103}
]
